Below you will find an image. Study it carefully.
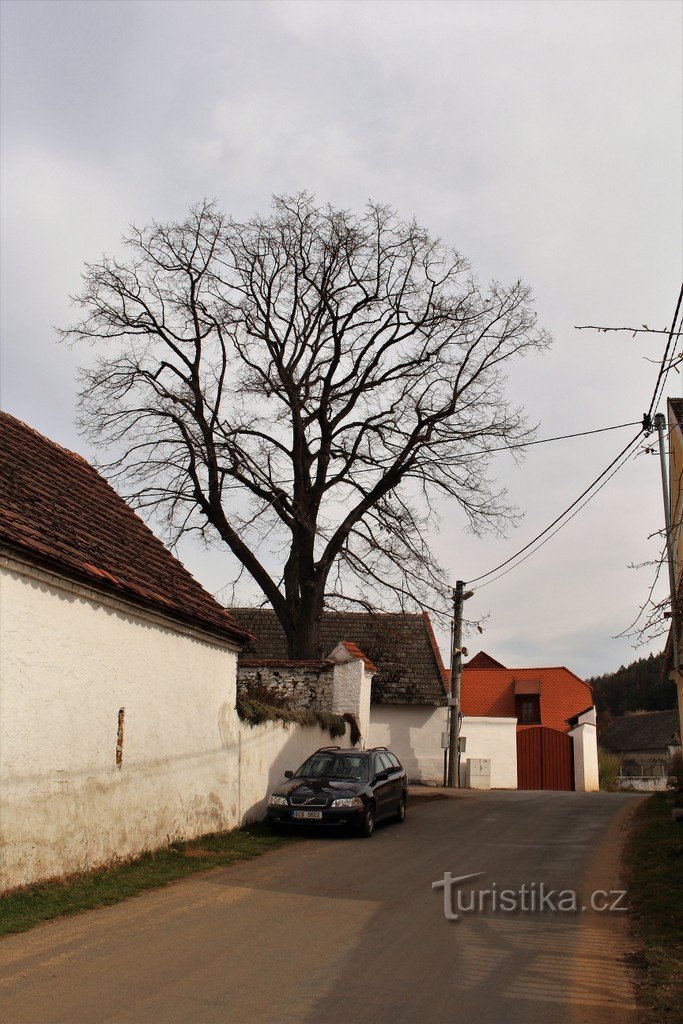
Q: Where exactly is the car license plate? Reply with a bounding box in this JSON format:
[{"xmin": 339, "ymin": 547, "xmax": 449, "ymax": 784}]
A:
[{"xmin": 292, "ymin": 809, "xmax": 323, "ymax": 820}]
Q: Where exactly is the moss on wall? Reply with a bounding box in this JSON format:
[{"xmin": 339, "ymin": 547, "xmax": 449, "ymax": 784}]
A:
[{"xmin": 236, "ymin": 695, "xmax": 346, "ymax": 739}]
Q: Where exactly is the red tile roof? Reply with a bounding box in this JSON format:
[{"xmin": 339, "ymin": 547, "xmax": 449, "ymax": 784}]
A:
[
  {"xmin": 338, "ymin": 640, "xmax": 378, "ymax": 673},
  {"xmin": 0, "ymin": 412, "xmax": 250, "ymax": 645},
  {"xmin": 461, "ymin": 651, "xmax": 593, "ymax": 732},
  {"xmin": 465, "ymin": 651, "xmax": 507, "ymax": 670}
]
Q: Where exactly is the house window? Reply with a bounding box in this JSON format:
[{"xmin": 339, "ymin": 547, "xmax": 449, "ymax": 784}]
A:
[{"xmin": 516, "ymin": 695, "xmax": 541, "ymax": 724}]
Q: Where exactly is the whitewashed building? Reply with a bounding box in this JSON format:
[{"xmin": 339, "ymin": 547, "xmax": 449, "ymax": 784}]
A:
[{"xmin": 0, "ymin": 412, "xmax": 257, "ymax": 890}]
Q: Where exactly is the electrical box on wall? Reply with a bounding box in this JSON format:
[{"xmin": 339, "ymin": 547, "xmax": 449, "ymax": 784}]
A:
[{"xmin": 465, "ymin": 757, "xmax": 491, "ymax": 790}]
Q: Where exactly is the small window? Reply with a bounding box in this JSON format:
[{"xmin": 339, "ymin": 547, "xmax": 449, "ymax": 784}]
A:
[{"xmin": 516, "ymin": 696, "xmax": 541, "ymax": 725}]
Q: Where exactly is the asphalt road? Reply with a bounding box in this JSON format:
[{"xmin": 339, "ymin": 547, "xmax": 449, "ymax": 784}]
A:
[{"xmin": 0, "ymin": 791, "xmax": 644, "ymax": 1024}]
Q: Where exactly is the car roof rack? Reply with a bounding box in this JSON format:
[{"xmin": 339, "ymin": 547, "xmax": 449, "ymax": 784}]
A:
[
  {"xmin": 315, "ymin": 745, "xmax": 342, "ymax": 752},
  {"xmin": 369, "ymin": 746, "xmax": 389, "ymax": 752}
]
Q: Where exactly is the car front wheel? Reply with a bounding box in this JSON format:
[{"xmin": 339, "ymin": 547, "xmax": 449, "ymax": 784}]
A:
[{"xmin": 358, "ymin": 804, "xmax": 375, "ymax": 838}]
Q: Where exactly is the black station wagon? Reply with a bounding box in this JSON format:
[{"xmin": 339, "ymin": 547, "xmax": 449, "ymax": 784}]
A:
[{"xmin": 266, "ymin": 746, "xmax": 407, "ymax": 837}]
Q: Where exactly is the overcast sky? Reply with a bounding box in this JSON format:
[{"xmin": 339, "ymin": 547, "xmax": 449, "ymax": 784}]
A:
[{"xmin": 1, "ymin": 0, "xmax": 681, "ymax": 677}]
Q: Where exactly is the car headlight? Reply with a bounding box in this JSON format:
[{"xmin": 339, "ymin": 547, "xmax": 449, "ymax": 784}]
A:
[
  {"xmin": 330, "ymin": 796, "xmax": 364, "ymax": 808},
  {"xmin": 268, "ymin": 794, "xmax": 288, "ymax": 806}
]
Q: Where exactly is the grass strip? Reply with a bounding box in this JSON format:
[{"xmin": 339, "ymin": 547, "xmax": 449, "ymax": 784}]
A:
[
  {"xmin": 623, "ymin": 792, "xmax": 683, "ymax": 1022},
  {"xmin": 0, "ymin": 822, "xmax": 290, "ymax": 937}
]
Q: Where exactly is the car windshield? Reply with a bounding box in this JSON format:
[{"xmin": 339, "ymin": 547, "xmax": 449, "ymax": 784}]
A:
[{"xmin": 294, "ymin": 753, "xmax": 370, "ymax": 781}]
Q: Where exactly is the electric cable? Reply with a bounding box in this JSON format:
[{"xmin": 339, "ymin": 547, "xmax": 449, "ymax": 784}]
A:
[
  {"xmin": 466, "ymin": 430, "xmax": 644, "ymax": 586},
  {"xmin": 472, "ymin": 438, "xmax": 643, "ymax": 591},
  {"xmin": 458, "ymin": 420, "xmax": 641, "ymax": 459},
  {"xmin": 464, "ymin": 282, "xmax": 683, "ymax": 590},
  {"xmin": 647, "ymin": 282, "xmax": 683, "ymax": 418}
]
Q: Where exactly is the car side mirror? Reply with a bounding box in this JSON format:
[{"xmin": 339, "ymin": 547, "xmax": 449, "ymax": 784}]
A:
[
  {"xmin": 374, "ymin": 769, "xmax": 389, "ymax": 781},
  {"xmin": 284, "ymin": 770, "xmax": 294, "ymax": 780}
]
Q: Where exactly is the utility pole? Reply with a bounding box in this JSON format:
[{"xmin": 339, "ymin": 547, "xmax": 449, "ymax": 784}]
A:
[
  {"xmin": 447, "ymin": 581, "xmax": 473, "ymax": 787},
  {"xmin": 655, "ymin": 413, "xmax": 680, "ymax": 679}
]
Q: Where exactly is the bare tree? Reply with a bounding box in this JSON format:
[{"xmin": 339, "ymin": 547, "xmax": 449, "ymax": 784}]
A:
[{"xmin": 63, "ymin": 194, "xmax": 550, "ymax": 657}]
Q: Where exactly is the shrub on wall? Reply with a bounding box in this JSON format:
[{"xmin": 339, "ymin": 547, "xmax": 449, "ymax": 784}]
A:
[{"xmin": 236, "ymin": 696, "xmax": 346, "ymax": 739}]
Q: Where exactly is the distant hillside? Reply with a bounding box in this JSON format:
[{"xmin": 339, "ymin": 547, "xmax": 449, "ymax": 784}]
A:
[{"xmin": 587, "ymin": 651, "xmax": 676, "ymax": 732}]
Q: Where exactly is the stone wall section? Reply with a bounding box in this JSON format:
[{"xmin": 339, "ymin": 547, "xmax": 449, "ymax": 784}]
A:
[{"xmin": 237, "ymin": 663, "xmax": 335, "ymax": 712}]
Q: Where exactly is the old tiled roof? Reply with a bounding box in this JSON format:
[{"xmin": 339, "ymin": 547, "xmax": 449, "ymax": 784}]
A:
[
  {"xmin": 601, "ymin": 709, "xmax": 680, "ymax": 754},
  {"xmin": 669, "ymin": 397, "xmax": 683, "ymax": 426},
  {"xmin": 0, "ymin": 412, "xmax": 250, "ymax": 645},
  {"xmin": 230, "ymin": 608, "xmax": 448, "ymax": 705},
  {"xmin": 461, "ymin": 651, "xmax": 593, "ymax": 732}
]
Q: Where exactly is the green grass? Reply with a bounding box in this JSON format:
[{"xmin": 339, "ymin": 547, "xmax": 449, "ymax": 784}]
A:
[
  {"xmin": 623, "ymin": 793, "xmax": 683, "ymax": 1022},
  {"xmin": 0, "ymin": 823, "xmax": 291, "ymax": 937}
]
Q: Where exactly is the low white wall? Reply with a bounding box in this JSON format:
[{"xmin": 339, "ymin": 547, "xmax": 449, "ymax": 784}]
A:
[
  {"xmin": 618, "ymin": 775, "xmax": 669, "ymax": 792},
  {"xmin": 0, "ymin": 561, "xmax": 244, "ymax": 891},
  {"xmin": 460, "ymin": 716, "xmax": 518, "ymax": 789},
  {"xmin": 569, "ymin": 722, "xmax": 599, "ymax": 792},
  {"xmin": 368, "ymin": 704, "xmax": 448, "ymax": 784},
  {"xmin": 237, "ymin": 719, "xmax": 352, "ymax": 822}
]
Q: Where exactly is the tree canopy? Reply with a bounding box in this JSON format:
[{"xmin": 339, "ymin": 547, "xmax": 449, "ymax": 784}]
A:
[
  {"xmin": 589, "ymin": 651, "xmax": 673, "ymax": 733},
  {"xmin": 64, "ymin": 194, "xmax": 550, "ymax": 656}
]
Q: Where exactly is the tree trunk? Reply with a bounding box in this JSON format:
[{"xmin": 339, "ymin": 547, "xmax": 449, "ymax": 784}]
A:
[{"xmin": 285, "ymin": 581, "xmax": 325, "ymax": 659}]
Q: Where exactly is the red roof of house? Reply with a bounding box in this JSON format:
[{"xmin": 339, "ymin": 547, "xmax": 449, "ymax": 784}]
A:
[
  {"xmin": 465, "ymin": 651, "xmax": 507, "ymax": 671},
  {"xmin": 461, "ymin": 651, "xmax": 593, "ymax": 732},
  {"xmin": 0, "ymin": 412, "xmax": 251, "ymax": 645}
]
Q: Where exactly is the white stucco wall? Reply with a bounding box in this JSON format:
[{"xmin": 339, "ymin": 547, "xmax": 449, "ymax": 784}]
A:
[
  {"xmin": 328, "ymin": 646, "xmax": 373, "ymax": 745},
  {"xmin": 368, "ymin": 704, "xmax": 448, "ymax": 783},
  {"xmin": 459, "ymin": 717, "xmax": 518, "ymax": 789},
  {"xmin": 237, "ymin": 719, "xmax": 352, "ymax": 822},
  {"xmin": 569, "ymin": 722, "xmax": 599, "ymax": 792},
  {"xmin": 0, "ymin": 560, "xmax": 244, "ymax": 890}
]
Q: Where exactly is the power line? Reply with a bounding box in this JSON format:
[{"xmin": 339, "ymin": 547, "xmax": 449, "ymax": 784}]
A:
[
  {"xmin": 472, "ymin": 439, "xmax": 642, "ymax": 592},
  {"xmin": 459, "ymin": 420, "xmax": 641, "ymax": 459},
  {"xmin": 464, "ymin": 283, "xmax": 683, "ymax": 592},
  {"xmin": 465, "ymin": 430, "xmax": 644, "ymax": 587}
]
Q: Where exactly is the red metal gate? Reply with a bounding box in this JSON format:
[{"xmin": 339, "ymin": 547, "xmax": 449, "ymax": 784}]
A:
[{"xmin": 517, "ymin": 727, "xmax": 574, "ymax": 790}]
